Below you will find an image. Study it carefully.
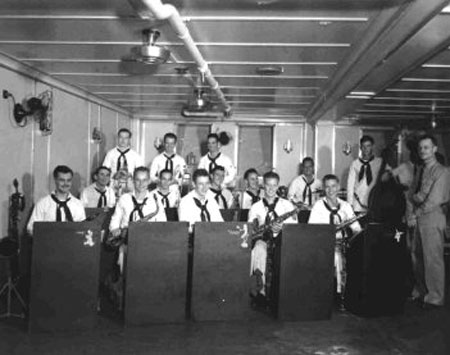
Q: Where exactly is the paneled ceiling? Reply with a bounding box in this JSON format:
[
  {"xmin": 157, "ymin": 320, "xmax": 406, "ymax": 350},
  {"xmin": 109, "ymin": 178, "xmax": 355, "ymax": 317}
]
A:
[{"xmin": 0, "ymin": 0, "xmax": 449, "ymax": 125}]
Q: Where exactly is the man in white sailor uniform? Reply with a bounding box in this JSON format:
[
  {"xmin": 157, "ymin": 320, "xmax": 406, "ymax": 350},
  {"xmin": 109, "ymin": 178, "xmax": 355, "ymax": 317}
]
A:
[
  {"xmin": 103, "ymin": 128, "xmax": 144, "ymax": 176},
  {"xmin": 80, "ymin": 166, "xmax": 116, "ymax": 208},
  {"xmin": 288, "ymin": 157, "xmax": 322, "ymax": 208},
  {"xmin": 309, "ymin": 174, "xmax": 361, "ymax": 301},
  {"xmin": 149, "ymin": 169, "xmax": 181, "ymax": 209},
  {"xmin": 109, "ymin": 167, "xmax": 167, "ymax": 272},
  {"xmin": 209, "ymin": 165, "xmax": 234, "ymax": 209},
  {"xmin": 178, "ymin": 168, "xmax": 223, "ymax": 233},
  {"xmin": 248, "ymin": 171, "xmax": 297, "ymax": 302},
  {"xmin": 238, "ymin": 168, "xmax": 264, "ymax": 209},
  {"xmin": 347, "ymin": 135, "xmax": 384, "ymax": 213},
  {"xmin": 27, "ymin": 165, "xmax": 86, "ymax": 234},
  {"xmin": 150, "ymin": 132, "xmax": 186, "ymax": 187},
  {"xmin": 198, "ymin": 133, "xmax": 236, "ymax": 187}
]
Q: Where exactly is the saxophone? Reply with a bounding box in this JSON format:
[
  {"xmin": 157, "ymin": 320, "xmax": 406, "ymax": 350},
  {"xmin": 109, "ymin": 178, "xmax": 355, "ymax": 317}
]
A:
[
  {"xmin": 106, "ymin": 194, "xmax": 160, "ymax": 248},
  {"xmin": 250, "ymin": 201, "xmax": 306, "ymax": 243}
]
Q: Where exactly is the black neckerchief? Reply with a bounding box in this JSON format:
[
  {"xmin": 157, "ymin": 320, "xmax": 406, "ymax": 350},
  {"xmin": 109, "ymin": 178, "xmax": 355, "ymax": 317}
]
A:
[
  {"xmin": 164, "ymin": 153, "xmax": 175, "ymax": 174},
  {"xmin": 117, "ymin": 148, "xmax": 130, "ymax": 172},
  {"xmin": 208, "ymin": 153, "xmax": 222, "ymax": 174},
  {"xmin": 50, "ymin": 194, "xmax": 73, "ymax": 222},
  {"xmin": 157, "ymin": 190, "xmax": 170, "ymax": 208},
  {"xmin": 262, "ymin": 197, "xmax": 279, "ymax": 224},
  {"xmin": 210, "ymin": 187, "xmax": 228, "ymax": 209},
  {"xmin": 323, "ymin": 199, "xmax": 342, "ymax": 225},
  {"xmin": 130, "ymin": 195, "xmax": 147, "ymax": 222},
  {"xmin": 95, "ymin": 187, "xmax": 107, "ymax": 208},
  {"xmin": 302, "ymin": 176, "xmax": 315, "ymax": 206},
  {"xmin": 358, "ymin": 156, "xmax": 374, "ymax": 185},
  {"xmin": 193, "ymin": 197, "xmax": 211, "ymax": 221}
]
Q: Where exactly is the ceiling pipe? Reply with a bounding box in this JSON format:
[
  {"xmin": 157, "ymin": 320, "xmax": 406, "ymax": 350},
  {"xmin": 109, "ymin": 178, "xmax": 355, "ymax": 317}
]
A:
[{"xmin": 127, "ymin": 0, "xmax": 232, "ymax": 116}]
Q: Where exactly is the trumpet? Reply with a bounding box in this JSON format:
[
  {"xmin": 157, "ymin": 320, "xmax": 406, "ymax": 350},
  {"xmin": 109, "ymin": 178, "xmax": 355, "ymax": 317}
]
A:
[{"xmin": 106, "ymin": 194, "xmax": 160, "ymax": 248}]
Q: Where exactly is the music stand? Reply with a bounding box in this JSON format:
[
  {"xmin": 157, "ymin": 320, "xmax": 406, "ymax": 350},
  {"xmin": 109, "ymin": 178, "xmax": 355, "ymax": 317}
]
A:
[{"xmin": 0, "ymin": 239, "xmax": 26, "ymax": 319}]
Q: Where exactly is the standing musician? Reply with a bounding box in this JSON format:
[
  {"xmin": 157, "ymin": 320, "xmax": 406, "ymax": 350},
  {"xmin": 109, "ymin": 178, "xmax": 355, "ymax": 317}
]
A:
[
  {"xmin": 238, "ymin": 168, "xmax": 263, "ymax": 209},
  {"xmin": 149, "ymin": 169, "xmax": 181, "ymax": 209},
  {"xmin": 347, "ymin": 135, "xmax": 385, "ymax": 213},
  {"xmin": 209, "ymin": 165, "xmax": 235, "ymax": 209},
  {"xmin": 103, "ymin": 128, "xmax": 144, "ymax": 176},
  {"xmin": 308, "ymin": 174, "xmax": 361, "ymax": 305},
  {"xmin": 248, "ymin": 171, "xmax": 297, "ymax": 304},
  {"xmin": 178, "ymin": 169, "xmax": 223, "ymax": 233},
  {"xmin": 407, "ymin": 135, "xmax": 450, "ymax": 309},
  {"xmin": 80, "ymin": 166, "xmax": 116, "ymax": 208},
  {"xmin": 150, "ymin": 133, "xmax": 186, "ymax": 187},
  {"xmin": 27, "ymin": 165, "xmax": 86, "ymax": 234},
  {"xmin": 288, "ymin": 157, "xmax": 322, "ymax": 208},
  {"xmin": 198, "ymin": 133, "xmax": 236, "ymax": 188}
]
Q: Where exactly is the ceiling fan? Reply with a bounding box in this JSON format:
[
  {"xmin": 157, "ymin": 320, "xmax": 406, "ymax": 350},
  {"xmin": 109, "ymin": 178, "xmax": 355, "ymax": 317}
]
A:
[{"xmin": 123, "ymin": 28, "xmax": 171, "ymax": 65}]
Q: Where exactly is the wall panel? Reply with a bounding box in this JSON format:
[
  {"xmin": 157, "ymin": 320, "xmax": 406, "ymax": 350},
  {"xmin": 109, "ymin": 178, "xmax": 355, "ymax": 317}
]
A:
[
  {"xmin": 48, "ymin": 89, "xmax": 90, "ymax": 197},
  {"xmin": 334, "ymin": 126, "xmax": 360, "ymax": 185},
  {"xmin": 315, "ymin": 123, "xmax": 334, "ymax": 181},
  {"xmin": 0, "ymin": 68, "xmax": 34, "ymax": 236},
  {"xmin": 99, "ymin": 107, "xmax": 119, "ymax": 166},
  {"xmin": 141, "ymin": 121, "xmax": 175, "ymax": 167},
  {"xmin": 274, "ymin": 124, "xmax": 304, "ymax": 186}
]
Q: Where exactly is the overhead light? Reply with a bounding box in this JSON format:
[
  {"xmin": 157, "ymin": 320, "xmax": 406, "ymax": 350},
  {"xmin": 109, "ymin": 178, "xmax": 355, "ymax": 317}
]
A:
[
  {"xmin": 255, "ymin": 66, "xmax": 284, "ymax": 76},
  {"xmin": 346, "ymin": 95, "xmax": 372, "ymax": 99},
  {"xmin": 349, "ymin": 91, "xmax": 375, "ymax": 96}
]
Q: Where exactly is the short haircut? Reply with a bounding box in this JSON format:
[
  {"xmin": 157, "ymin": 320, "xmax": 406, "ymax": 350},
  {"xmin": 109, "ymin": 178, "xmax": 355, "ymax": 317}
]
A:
[
  {"xmin": 193, "ymin": 168, "xmax": 210, "ymax": 183},
  {"xmin": 207, "ymin": 133, "xmax": 219, "ymax": 142},
  {"xmin": 360, "ymin": 135, "xmax": 374, "ymax": 145},
  {"xmin": 302, "ymin": 157, "xmax": 314, "ymax": 165},
  {"xmin": 94, "ymin": 166, "xmax": 111, "ymax": 176},
  {"xmin": 163, "ymin": 132, "xmax": 177, "ymax": 143},
  {"xmin": 118, "ymin": 128, "xmax": 132, "ymax": 138},
  {"xmin": 133, "ymin": 166, "xmax": 150, "ymax": 179},
  {"xmin": 211, "ymin": 165, "xmax": 225, "ymax": 174},
  {"xmin": 244, "ymin": 168, "xmax": 259, "ymax": 180},
  {"xmin": 159, "ymin": 168, "xmax": 173, "ymax": 179},
  {"xmin": 263, "ymin": 171, "xmax": 280, "ymax": 183},
  {"xmin": 322, "ymin": 174, "xmax": 339, "ymax": 184},
  {"xmin": 53, "ymin": 165, "xmax": 73, "ymax": 179},
  {"xmin": 418, "ymin": 134, "xmax": 437, "ymax": 146}
]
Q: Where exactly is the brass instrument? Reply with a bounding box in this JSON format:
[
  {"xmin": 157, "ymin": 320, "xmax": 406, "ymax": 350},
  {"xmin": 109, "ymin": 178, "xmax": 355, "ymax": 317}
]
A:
[
  {"xmin": 250, "ymin": 201, "xmax": 306, "ymax": 243},
  {"xmin": 106, "ymin": 194, "xmax": 160, "ymax": 248}
]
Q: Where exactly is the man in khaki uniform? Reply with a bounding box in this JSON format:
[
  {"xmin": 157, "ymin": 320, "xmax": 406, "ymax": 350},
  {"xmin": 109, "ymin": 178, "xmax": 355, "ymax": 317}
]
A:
[{"xmin": 407, "ymin": 135, "xmax": 449, "ymax": 308}]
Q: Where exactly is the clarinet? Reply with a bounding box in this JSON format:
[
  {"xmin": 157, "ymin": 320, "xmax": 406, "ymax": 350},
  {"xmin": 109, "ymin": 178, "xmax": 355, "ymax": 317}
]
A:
[{"xmin": 250, "ymin": 201, "xmax": 305, "ymax": 243}]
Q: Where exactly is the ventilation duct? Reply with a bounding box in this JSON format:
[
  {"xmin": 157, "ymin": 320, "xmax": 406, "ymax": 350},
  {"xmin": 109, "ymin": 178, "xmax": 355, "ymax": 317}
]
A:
[{"xmin": 128, "ymin": 0, "xmax": 232, "ymax": 116}]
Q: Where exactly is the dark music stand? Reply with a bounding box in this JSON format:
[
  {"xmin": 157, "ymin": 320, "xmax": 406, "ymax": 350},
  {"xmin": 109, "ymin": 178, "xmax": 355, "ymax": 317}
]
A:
[
  {"xmin": 29, "ymin": 222, "xmax": 101, "ymax": 332},
  {"xmin": 220, "ymin": 208, "xmax": 240, "ymax": 222},
  {"xmin": 165, "ymin": 207, "xmax": 179, "ymax": 221},
  {"xmin": 191, "ymin": 222, "xmax": 256, "ymax": 321},
  {"xmin": 278, "ymin": 224, "xmax": 335, "ymax": 321}
]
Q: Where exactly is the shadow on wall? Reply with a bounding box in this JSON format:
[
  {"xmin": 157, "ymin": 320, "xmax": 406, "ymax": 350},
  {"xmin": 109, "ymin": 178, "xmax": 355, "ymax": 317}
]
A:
[
  {"xmin": 317, "ymin": 145, "xmax": 332, "ymax": 180},
  {"xmin": 339, "ymin": 142, "xmax": 360, "ymax": 184}
]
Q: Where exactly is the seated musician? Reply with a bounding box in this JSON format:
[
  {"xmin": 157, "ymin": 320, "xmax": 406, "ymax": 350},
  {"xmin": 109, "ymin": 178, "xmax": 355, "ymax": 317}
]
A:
[
  {"xmin": 80, "ymin": 166, "xmax": 116, "ymax": 208},
  {"xmin": 249, "ymin": 171, "xmax": 297, "ymax": 302},
  {"xmin": 178, "ymin": 168, "xmax": 223, "ymax": 233},
  {"xmin": 149, "ymin": 169, "xmax": 181, "ymax": 209},
  {"xmin": 288, "ymin": 157, "xmax": 322, "ymax": 209},
  {"xmin": 27, "ymin": 165, "xmax": 86, "ymax": 234},
  {"xmin": 308, "ymin": 174, "xmax": 361, "ymax": 303},
  {"xmin": 109, "ymin": 166, "xmax": 166, "ymax": 273},
  {"xmin": 209, "ymin": 165, "xmax": 235, "ymax": 209},
  {"xmin": 238, "ymin": 168, "xmax": 263, "ymax": 209}
]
